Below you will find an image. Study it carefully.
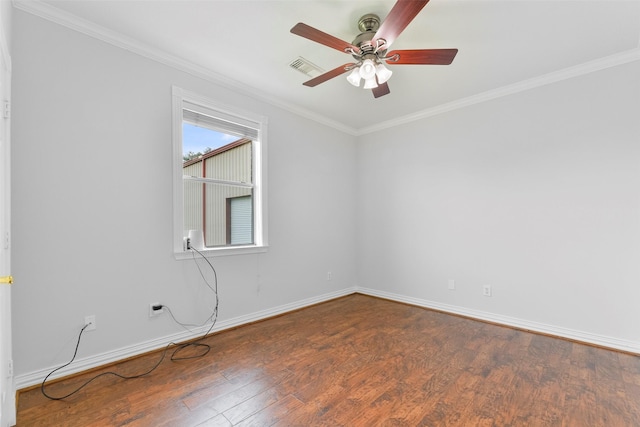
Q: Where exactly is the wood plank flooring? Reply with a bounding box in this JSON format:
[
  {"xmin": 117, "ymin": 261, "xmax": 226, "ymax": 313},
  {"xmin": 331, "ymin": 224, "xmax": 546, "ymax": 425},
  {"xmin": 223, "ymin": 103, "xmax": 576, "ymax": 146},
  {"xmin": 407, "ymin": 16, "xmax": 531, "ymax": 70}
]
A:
[{"xmin": 16, "ymin": 294, "xmax": 640, "ymax": 426}]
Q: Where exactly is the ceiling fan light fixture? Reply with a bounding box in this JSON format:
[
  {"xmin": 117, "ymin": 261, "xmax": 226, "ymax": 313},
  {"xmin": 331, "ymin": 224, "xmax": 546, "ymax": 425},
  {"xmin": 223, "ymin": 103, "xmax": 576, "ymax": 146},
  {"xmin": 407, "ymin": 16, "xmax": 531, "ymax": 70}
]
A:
[
  {"xmin": 291, "ymin": 2, "xmax": 459, "ymax": 99},
  {"xmin": 375, "ymin": 62, "xmax": 393, "ymax": 84},
  {"xmin": 359, "ymin": 59, "xmax": 377, "ymax": 80},
  {"xmin": 346, "ymin": 67, "xmax": 361, "ymax": 87},
  {"xmin": 363, "ymin": 76, "xmax": 378, "ymax": 89}
]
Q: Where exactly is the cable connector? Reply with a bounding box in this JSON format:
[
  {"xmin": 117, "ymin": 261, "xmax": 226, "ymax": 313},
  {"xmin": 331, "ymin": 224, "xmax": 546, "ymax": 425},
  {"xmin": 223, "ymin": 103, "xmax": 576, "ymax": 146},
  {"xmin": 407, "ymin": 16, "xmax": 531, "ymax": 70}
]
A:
[{"xmin": 149, "ymin": 303, "xmax": 164, "ymax": 317}]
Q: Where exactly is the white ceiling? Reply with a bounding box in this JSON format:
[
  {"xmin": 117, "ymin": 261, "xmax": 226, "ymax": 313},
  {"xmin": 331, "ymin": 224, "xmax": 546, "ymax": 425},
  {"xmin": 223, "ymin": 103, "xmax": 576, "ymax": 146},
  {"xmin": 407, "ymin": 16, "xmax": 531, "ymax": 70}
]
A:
[{"xmin": 17, "ymin": 0, "xmax": 640, "ymax": 134}]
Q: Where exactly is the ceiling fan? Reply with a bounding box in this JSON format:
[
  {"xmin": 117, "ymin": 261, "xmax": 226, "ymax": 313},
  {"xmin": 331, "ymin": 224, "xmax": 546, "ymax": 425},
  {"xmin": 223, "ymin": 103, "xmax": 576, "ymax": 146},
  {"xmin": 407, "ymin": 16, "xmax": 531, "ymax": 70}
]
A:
[{"xmin": 290, "ymin": 0, "xmax": 458, "ymax": 98}]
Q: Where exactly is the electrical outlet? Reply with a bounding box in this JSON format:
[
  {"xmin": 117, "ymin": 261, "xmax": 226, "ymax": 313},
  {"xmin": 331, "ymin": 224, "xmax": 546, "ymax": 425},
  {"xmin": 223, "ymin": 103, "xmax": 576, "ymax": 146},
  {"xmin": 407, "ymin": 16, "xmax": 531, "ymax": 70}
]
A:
[
  {"xmin": 448, "ymin": 279, "xmax": 455, "ymax": 290},
  {"xmin": 326, "ymin": 271, "xmax": 332, "ymax": 281},
  {"xmin": 84, "ymin": 315, "xmax": 96, "ymax": 331},
  {"xmin": 483, "ymin": 285, "xmax": 492, "ymax": 297},
  {"xmin": 149, "ymin": 303, "xmax": 164, "ymax": 317}
]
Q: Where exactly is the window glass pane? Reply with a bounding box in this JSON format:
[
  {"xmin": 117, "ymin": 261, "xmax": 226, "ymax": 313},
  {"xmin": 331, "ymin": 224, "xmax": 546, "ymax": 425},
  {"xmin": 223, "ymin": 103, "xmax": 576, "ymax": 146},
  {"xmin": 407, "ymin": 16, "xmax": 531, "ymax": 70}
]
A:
[
  {"xmin": 183, "ymin": 120, "xmax": 254, "ymax": 247},
  {"xmin": 183, "ymin": 179, "xmax": 203, "ymax": 236},
  {"xmin": 203, "ymin": 140, "xmax": 252, "ymax": 183},
  {"xmin": 183, "ymin": 124, "xmax": 252, "ymax": 182},
  {"xmin": 184, "ymin": 180, "xmax": 253, "ymax": 247},
  {"xmin": 182, "ymin": 123, "xmax": 238, "ymax": 163}
]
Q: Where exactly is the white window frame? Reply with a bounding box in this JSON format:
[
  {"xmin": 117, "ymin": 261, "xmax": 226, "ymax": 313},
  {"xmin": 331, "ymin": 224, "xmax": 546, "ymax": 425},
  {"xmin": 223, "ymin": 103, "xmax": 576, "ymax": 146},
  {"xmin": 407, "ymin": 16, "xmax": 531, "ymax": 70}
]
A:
[{"xmin": 172, "ymin": 86, "xmax": 268, "ymax": 258}]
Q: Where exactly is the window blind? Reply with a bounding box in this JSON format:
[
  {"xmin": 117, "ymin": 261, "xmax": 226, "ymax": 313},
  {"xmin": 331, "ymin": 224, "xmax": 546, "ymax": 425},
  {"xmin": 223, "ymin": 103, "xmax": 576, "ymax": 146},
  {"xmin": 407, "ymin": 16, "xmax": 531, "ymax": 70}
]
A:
[{"xmin": 183, "ymin": 101, "xmax": 259, "ymax": 140}]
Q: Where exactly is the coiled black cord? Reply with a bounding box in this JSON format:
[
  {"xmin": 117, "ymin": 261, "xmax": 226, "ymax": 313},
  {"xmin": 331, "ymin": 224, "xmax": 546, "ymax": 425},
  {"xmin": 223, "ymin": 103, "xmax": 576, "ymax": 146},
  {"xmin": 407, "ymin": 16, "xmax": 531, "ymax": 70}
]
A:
[{"xmin": 41, "ymin": 246, "xmax": 219, "ymax": 400}]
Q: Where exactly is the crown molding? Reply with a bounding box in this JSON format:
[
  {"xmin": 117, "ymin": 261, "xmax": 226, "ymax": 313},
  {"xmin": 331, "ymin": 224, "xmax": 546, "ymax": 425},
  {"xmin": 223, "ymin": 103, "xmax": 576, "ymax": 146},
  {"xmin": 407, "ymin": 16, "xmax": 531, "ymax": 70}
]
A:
[
  {"xmin": 13, "ymin": 0, "xmax": 639, "ymax": 138},
  {"xmin": 12, "ymin": 0, "xmax": 359, "ymax": 136},
  {"xmin": 357, "ymin": 47, "xmax": 640, "ymax": 135}
]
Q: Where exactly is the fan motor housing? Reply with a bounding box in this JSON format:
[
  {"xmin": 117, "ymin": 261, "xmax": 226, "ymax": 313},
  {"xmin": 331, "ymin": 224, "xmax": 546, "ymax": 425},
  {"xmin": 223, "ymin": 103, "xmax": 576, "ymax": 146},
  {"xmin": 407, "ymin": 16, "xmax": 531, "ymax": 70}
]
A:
[
  {"xmin": 358, "ymin": 13, "xmax": 380, "ymax": 32},
  {"xmin": 352, "ymin": 14, "xmax": 386, "ymax": 59}
]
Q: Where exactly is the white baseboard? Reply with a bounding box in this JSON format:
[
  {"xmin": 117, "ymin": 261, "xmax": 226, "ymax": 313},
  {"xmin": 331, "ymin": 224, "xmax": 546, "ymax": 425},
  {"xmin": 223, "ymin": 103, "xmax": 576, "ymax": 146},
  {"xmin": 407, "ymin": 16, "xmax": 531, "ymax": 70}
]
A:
[
  {"xmin": 18, "ymin": 285, "xmax": 638, "ymax": 391},
  {"xmin": 357, "ymin": 287, "xmax": 640, "ymax": 355},
  {"xmin": 16, "ymin": 287, "xmax": 357, "ymax": 391}
]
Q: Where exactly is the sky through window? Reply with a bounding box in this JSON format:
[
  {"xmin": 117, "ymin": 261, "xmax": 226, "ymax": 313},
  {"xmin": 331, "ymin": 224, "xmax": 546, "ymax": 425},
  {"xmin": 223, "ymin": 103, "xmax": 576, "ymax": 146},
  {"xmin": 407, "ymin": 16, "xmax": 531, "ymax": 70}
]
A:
[{"xmin": 182, "ymin": 123, "xmax": 237, "ymax": 158}]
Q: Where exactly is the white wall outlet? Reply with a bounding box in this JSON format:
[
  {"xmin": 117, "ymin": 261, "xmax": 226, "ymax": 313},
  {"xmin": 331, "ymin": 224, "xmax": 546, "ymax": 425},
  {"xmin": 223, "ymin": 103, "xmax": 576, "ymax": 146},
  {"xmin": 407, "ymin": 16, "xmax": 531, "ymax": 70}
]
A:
[
  {"xmin": 149, "ymin": 303, "xmax": 164, "ymax": 317},
  {"xmin": 326, "ymin": 271, "xmax": 332, "ymax": 281},
  {"xmin": 448, "ymin": 279, "xmax": 455, "ymax": 290},
  {"xmin": 84, "ymin": 315, "xmax": 96, "ymax": 331},
  {"xmin": 483, "ymin": 285, "xmax": 492, "ymax": 297}
]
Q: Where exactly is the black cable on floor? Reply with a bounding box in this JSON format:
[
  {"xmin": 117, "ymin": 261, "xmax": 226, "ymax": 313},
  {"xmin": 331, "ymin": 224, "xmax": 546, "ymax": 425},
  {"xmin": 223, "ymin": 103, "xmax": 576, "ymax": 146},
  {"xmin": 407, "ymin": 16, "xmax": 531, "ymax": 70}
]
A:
[
  {"xmin": 41, "ymin": 325, "xmax": 173, "ymax": 400},
  {"xmin": 41, "ymin": 246, "xmax": 219, "ymax": 400}
]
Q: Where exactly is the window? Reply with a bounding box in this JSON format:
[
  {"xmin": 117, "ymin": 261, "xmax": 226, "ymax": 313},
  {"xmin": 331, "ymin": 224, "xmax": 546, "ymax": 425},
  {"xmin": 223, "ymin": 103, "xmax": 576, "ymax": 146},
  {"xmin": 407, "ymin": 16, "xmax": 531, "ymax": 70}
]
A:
[{"xmin": 172, "ymin": 87, "xmax": 267, "ymax": 257}]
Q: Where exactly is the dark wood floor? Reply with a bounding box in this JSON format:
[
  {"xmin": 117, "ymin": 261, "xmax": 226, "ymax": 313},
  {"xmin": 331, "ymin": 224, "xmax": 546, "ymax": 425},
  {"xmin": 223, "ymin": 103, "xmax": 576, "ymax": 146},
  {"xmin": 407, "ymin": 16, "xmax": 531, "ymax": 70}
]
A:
[{"xmin": 17, "ymin": 294, "xmax": 640, "ymax": 426}]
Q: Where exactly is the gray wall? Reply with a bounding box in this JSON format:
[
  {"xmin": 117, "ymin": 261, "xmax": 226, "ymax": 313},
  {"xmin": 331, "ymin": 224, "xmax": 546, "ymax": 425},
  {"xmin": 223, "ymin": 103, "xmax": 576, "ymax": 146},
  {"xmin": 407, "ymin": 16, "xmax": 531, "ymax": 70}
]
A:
[
  {"xmin": 357, "ymin": 61, "xmax": 640, "ymax": 346},
  {"xmin": 11, "ymin": 10, "xmax": 357, "ymax": 380}
]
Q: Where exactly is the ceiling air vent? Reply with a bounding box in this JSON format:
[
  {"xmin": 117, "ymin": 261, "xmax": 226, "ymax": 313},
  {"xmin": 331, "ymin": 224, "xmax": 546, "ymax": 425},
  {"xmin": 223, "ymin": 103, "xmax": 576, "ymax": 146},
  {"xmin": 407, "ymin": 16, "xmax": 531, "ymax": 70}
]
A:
[{"xmin": 289, "ymin": 57, "xmax": 325, "ymax": 78}]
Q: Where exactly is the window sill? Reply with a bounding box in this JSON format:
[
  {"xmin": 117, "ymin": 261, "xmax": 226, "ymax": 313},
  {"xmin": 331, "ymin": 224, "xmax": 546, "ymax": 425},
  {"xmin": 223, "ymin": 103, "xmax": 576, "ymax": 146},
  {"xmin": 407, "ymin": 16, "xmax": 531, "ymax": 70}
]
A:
[{"xmin": 174, "ymin": 245, "xmax": 269, "ymax": 260}]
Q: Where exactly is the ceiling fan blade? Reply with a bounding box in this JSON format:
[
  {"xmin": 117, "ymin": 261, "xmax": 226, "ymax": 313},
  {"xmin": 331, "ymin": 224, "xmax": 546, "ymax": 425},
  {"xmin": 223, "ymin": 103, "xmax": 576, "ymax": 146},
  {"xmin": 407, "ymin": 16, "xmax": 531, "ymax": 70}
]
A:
[
  {"xmin": 373, "ymin": 0, "xmax": 429, "ymax": 48},
  {"xmin": 302, "ymin": 63, "xmax": 355, "ymax": 87},
  {"xmin": 372, "ymin": 81, "xmax": 391, "ymax": 98},
  {"xmin": 386, "ymin": 49, "xmax": 458, "ymax": 65},
  {"xmin": 291, "ymin": 23, "xmax": 360, "ymax": 54}
]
